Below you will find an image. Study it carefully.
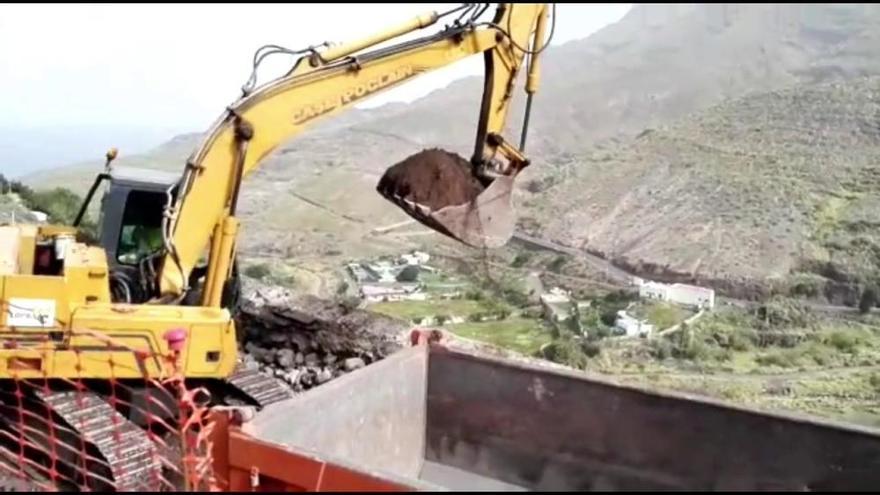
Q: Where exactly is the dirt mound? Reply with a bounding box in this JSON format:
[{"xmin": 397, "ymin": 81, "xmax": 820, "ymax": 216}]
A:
[{"xmin": 377, "ymin": 148, "xmax": 484, "ymax": 211}]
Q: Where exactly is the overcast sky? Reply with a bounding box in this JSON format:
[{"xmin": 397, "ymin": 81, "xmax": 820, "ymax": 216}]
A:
[{"xmin": 0, "ymin": 3, "xmax": 631, "ymax": 132}]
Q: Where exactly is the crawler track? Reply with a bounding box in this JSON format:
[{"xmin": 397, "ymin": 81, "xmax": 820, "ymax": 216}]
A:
[
  {"xmin": 0, "ymin": 366, "xmax": 294, "ymax": 491},
  {"xmin": 35, "ymin": 390, "xmax": 164, "ymax": 491},
  {"xmin": 226, "ymin": 364, "xmax": 294, "ymax": 407}
]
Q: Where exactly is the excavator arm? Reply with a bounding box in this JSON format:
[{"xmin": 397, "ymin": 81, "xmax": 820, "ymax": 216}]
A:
[{"xmin": 158, "ymin": 3, "xmax": 551, "ymax": 304}]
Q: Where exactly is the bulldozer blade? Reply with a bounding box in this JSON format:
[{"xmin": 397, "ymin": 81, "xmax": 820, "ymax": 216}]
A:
[{"xmin": 380, "ymin": 175, "xmax": 517, "ymax": 249}]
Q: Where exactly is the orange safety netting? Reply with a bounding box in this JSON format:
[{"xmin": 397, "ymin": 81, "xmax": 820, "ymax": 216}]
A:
[{"xmin": 0, "ymin": 329, "xmax": 220, "ymax": 492}]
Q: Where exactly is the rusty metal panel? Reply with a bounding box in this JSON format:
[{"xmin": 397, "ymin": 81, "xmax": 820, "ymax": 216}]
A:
[
  {"xmin": 210, "ymin": 410, "xmax": 426, "ymax": 492},
  {"xmin": 424, "ymin": 348, "xmax": 880, "ymax": 491},
  {"xmin": 245, "ymin": 345, "xmax": 431, "ymax": 480}
]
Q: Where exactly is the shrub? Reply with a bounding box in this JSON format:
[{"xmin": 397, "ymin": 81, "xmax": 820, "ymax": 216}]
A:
[
  {"xmin": 802, "ymin": 343, "xmax": 835, "ymax": 366},
  {"xmin": 244, "ymin": 263, "xmax": 271, "ymax": 280},
  {"xmin": 24, "ymin": 187, "xmax": 84, "ymax": 225},
  {"xmin": 860, "ymin": 286, "xmax": 878, "ymax": 314},
  {"xmin": 511, "ymin": 252, "xmax": 532, "ymax": 268},
  {"xmin": 676, "ymin": 339, "xmax": 710, "ymax": 361},
  {"xmin": 540, "ymin": 336, "xmax": 596, "ymax": 369},
  {"xmin": 600, "ymin": 309, "xmax": 619, "ymax": 327},
  {"xmin": 825, "ymin": 331, "xmax": 861, "ymax": 353},
  {"xmin": 589, "ymin": 325, "xmax": 612, "ymax": 340},
  {"xmin": 729, "ymin": 331, "xmax": 754, "ymax": 351},
  {"xmin": 756, "ymin": 351, "xmax": 800, "ymax": 368},
  {"xmin": 396, "ymin": 265, "xmax": 420, "ymax": 282},
  {"xmin": 869, "ymin": 373, "xmax": 880, "ymax": 394},
  {"xmin": 502, "ymin": 287, "xmax": 529, "ymax": 307},
  {"xmin": 465, "ymin": 289, "xmax": 485, "ymax": 301},
  {"xmin": 603, "ymin": 290, "xmax": 636, "ymax": 304},
  {"xmin": 269, "ymin": 273, "xmax": 297, "ymax": 288},
  {"xmin": 650, "ymin": 339, "xmax": 674, "ymax": 360},
  {"xmin": 582, "ymin": 341, "xmax": 601, "ymax": 358}
]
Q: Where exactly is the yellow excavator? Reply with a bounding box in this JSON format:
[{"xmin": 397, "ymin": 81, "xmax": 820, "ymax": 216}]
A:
[{"xmin": 0, "ymin": 3, "xmax": 551, "ymax": 490}]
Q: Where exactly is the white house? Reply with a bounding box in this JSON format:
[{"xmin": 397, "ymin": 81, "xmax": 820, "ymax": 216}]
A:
[
  {"xmin": 668, "ymin": 283, "xmax": 715, "ymax": 309},
  {"xmin": 615, "ymin": 310, "xmax": 655, "ymax": 338},
  {"xmin": 637, "ymin": 280, "xmax": 715, "ymax": 310},
  {"xmin": 361, "ymin": 283, "xmax": 426, "ymax": 303},
  {"xmin": 400, "ymin": 251, "xmax": 430, "ymax": 266},
  {"xmin": 369, "ymin": 261, "xmax": 399, "ymax": 283},
  {"xmin": 30, "ymin": 211, "xmax": 49, "ymax": 223},
  {"xmin": 639, "ymin": 281, "xmax": 668, "ymax": 301}
]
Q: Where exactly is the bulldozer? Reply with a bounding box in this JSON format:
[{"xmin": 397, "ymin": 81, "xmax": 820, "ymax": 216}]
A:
[{"xmin": 0, "ymin": 3, "xmax": 551, "ymax": 490}]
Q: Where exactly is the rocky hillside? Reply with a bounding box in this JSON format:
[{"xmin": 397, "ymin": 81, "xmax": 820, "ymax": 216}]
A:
[
  {"xmin": 530, "ymin": 76, "xmax": 880, "ymax": 301},
  {"xmin": 21, "ymin": 4, "xmax": 880, "ymax": 287}
]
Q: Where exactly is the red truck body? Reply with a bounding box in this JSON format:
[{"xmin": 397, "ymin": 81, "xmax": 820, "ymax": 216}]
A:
[{"xmin": 211, "ymin": 343, "xmax": 880, "ymax": 491}]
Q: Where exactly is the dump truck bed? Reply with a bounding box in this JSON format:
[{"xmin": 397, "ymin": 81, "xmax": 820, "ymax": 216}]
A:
[{"xmin": 240, "ymin": 344, "xmax": 880, "ymax": 491}]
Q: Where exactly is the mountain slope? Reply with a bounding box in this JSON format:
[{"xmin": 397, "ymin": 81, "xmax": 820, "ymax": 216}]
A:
[
  {"xmin": 21, "ymin": 4, "xmax": 880, "ymax": 286},
  {"xmin": 531, "ymin": 76, "xmax": 880, "ymax": 300},
  {"xmin": 31, "ymin": 4, "xmax": 880, "ymax": 186}
]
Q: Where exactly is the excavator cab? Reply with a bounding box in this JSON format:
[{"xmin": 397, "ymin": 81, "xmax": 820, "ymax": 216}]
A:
[
  {"xmin": 92, "ymin": 168, "xmax": 176, "ymax": 268},
  {"xmin": 73, "ymin": 162, "xmax": 180, "ymax": 303},
  {"xmin": 74, "ymin": 151, "xmax": 225, "ymax": 305}
]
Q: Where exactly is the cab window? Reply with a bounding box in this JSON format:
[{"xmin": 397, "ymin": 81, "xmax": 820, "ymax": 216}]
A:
[{"xmin": 116, "ymin": 190, "xmax": 167, "ymax": 265}]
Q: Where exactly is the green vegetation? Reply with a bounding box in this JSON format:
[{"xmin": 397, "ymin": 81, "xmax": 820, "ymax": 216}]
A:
[
  {"xmin": 0, "ymin": 174, "xmax": 99, "ymax": 241},
  {"xmin": 244, "ymin": 263, "xmax": 272, "ymax": 280},
  {"xmin": 860, "ymin": 285, "xmax": 878, "ymax": 314},
  {"xmin": 396, "ymin": 265, "xmax": 420, "ymax": 282},
  {"xmin": 511, "ymin": 252, "xmax": 532, "ymax": 268},
  {"xmin": 538, "ymin": 296, "xmax": 880, "ymax": 427},
  {"xmin": 368, "ymin": 299, "xmax": 507, "ymax": 321},
  {"xmin": 243, "ymin": 260, "xmax": 296, "ymax": 288},
  {"xmin": 476, "ymin": 273, "xmax": 532, "ymax": 308},
  {"xmin": 635, "ymin": 302, "xmax": 692, "ymax": 329},
  {"xmin": 448, "ymin": 317, "xmax": 552, "ymax": 355}
]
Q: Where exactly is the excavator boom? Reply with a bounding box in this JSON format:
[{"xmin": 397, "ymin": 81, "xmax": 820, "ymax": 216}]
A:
[{"xmin": 158, "ymin": 3, "xmax": 551, "ymax": 303}]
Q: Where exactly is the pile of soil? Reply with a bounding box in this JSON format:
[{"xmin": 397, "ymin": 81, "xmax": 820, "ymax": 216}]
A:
[{"xmin": 377, "ymin": 148, "xmax": 484, "ymax": 211}]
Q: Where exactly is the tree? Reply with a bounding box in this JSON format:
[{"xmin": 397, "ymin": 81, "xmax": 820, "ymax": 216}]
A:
[
  {"xmin": 600, "ymin": 309, "xmax": 619, "ymax": 327},
  {"xmin": 25, "ymin": 188, "xmax": 84, "ymax": 225},
  {"xmin": 511, "ymin": 252, "xmax": 532, "ymax": 268},
  {"xmin": 396, "ymin": 265, "xmax": 420, "ymax": 282},
  {"xmin": 860, "ymin": 286, "xmax": 878, "ymax": 314},
  {"xmin": 244, "ymin": 263, "xmax": 271, "ymax": 280}
]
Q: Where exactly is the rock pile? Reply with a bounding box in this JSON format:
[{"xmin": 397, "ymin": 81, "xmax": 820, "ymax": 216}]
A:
[{"xmin": 236, "ymin": 280, "xmax": 408, "ymax": 393}]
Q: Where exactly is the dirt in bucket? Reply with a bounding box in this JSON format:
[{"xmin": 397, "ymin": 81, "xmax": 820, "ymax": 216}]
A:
[{"xmin": 377, "ymin": 148, "xmax": 484, "ymax": 211}]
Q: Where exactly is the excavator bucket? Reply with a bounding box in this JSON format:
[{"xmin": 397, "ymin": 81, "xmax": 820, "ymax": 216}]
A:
[{"xmin": 376, "ymin": 149, "xmax": 517, "ymax": 249}]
